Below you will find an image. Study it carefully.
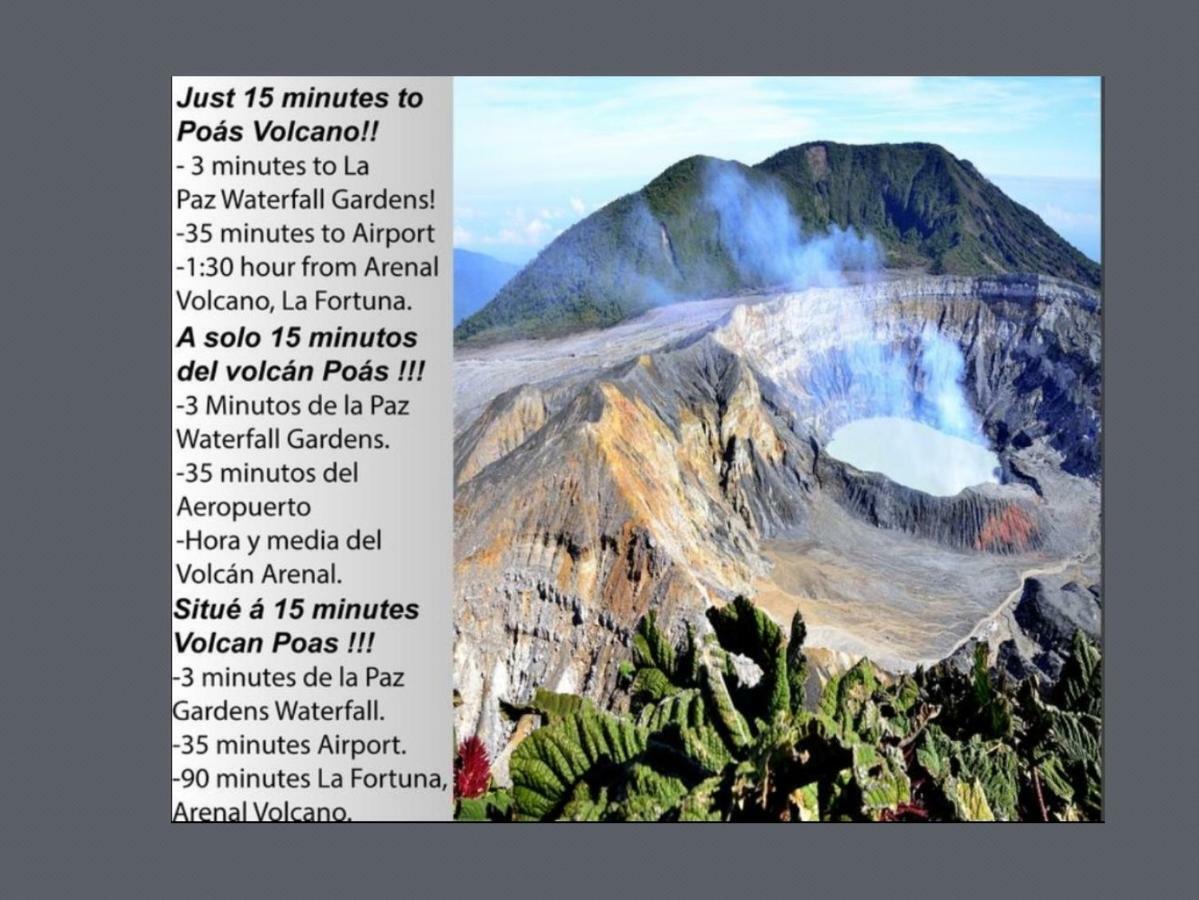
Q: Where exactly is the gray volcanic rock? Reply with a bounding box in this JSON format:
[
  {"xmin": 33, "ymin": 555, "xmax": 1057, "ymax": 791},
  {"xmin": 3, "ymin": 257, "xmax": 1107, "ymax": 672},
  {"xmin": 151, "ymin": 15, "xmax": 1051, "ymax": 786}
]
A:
[
  {"xmin": 454, "ymin": 341, "xmax": 794, "ymax": 748},
  {"xmin": 996, "ymin": 639, "xmax": 1037, "ymax": 681},
  {"xmin": 1009, "ymin": 575, "xmax": 1102, "ymax": 681},
  {"xmin": 712, "ymin": 274, "xmax": 1102, "ymax": 478},
  {"xmin": 454, "ymin": 384, "xmax": 549, "ymax": 486},
  {"xmin": 816, "ymin": 462, "xmax": 1042, "ymax": 554},
  {"xmin": 944, "ymin": 638, "xmax": 987, "ymax": 676}
]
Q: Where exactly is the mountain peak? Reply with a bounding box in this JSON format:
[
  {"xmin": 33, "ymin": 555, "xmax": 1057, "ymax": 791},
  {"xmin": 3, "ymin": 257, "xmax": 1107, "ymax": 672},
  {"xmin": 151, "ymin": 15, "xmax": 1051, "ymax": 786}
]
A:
[{"xmin": 456, "ymin": 141, "xmax": 1099, "ymax": 344}]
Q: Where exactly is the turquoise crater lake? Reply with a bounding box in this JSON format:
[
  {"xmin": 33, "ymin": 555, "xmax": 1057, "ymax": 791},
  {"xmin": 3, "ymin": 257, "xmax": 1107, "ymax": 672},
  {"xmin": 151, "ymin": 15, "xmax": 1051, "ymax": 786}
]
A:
[{"xmin": 826, "ymin": 416, "xmax": 1000, "ymax": 497}]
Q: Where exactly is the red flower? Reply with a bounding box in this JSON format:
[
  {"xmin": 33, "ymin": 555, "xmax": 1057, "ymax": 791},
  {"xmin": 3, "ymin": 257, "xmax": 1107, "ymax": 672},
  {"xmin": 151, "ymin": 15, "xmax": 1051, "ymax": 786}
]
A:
[
  {"xmin": 455, "ymin": 736, "xmax": 491, "ymax": 799},
  {"xmin": 879, "ymin": 802, "xmax": 930, "ymax": 822}
]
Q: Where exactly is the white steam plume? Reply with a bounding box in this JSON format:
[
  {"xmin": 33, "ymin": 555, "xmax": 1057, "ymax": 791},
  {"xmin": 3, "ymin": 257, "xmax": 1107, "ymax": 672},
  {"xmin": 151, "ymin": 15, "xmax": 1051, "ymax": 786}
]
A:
[
  {"xmin": 701, "ymin": 161, "xmax": 880, "ymax": 289},
  {"xmin": 699, "ymin": 161, "xmax": 985, "ymax": 446}
]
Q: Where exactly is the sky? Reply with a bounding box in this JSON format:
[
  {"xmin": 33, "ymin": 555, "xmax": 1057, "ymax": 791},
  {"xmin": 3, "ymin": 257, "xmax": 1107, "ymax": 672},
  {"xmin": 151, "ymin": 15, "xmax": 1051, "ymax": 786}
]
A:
[{"xmin": 453, "ymin": 76, "xmax": 1101, "ymax": 265}]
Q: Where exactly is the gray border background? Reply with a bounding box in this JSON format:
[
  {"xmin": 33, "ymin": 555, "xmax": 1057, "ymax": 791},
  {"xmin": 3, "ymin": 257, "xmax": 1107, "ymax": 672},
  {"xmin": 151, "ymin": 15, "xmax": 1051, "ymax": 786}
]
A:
[{"xmin": 2, "ymin": 0, "xmax": 1194, "ymax": 895}]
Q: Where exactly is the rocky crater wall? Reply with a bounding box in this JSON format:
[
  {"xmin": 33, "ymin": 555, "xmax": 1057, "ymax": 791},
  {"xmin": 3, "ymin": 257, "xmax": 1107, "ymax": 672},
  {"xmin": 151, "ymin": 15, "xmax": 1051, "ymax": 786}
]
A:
[{"xmin": 453, "ymin": 275, "xmax": 1101, "ymax": 752}]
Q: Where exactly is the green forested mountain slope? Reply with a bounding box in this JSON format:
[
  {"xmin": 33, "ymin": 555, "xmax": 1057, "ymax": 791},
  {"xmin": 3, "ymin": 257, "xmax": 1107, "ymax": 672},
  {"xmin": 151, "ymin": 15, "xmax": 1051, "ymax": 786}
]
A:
[{"xmin": 456, "ymin": 142, "xmax": 1099, "ymax": 343}]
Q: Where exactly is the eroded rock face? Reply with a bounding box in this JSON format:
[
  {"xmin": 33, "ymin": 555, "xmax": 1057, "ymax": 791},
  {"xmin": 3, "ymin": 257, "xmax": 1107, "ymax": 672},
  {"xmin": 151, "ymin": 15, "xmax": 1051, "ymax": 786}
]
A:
[
  {"xmin": 1007, "ymin": 575, "xmax": 1102, "ymax": 681},
  {"xmin": 453, "ymin": 275, "xmax": 1101, "ymax": 750},
  {"xmin": 816, "ymin": 464, "xmax": 1043, "ymax": 554},
  {"xmin": 454, "ymin": 346, "xmax": 788, "ymax": 746},
  {"xmin": 454, "ymin": 384, "xmax": 549, "ymax": 486},
  {"xmin": 712, "ymin": 275, "xmax": 1101, "ymax": 477}
]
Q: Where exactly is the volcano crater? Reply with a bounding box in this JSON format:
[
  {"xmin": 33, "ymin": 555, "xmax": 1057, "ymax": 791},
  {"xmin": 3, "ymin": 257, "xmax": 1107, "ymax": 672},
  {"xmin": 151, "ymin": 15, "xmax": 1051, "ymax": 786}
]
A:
[{"xmin": 453, "ymin": 274, "xmax": 1101, "ymax": 746}]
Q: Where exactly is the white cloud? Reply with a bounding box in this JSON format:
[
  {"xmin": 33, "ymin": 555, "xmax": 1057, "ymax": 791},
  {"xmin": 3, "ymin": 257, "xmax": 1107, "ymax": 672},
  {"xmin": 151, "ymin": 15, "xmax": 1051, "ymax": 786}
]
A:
[
  {"xmin": 473, "ymin": 208, "xmax": 557, "ymax": 247},
  {"xmin": 453, "ymin": 77, "xmax": 1100, "ymax": 260},
  {"xmin": 1038, "ymin": 203, "xmax": 1101, "ymax": 230},
  {"xmin": 455, "ymin": 76, "xmax": 1100, "ymax": 192},
  {"xmin": 522, "ymin": 218, "xmax": 551, "ymax": 241}
]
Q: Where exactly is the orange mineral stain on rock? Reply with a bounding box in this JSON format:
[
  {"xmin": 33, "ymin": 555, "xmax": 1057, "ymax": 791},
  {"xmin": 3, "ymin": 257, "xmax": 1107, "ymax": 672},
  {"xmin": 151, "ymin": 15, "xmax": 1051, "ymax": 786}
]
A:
[
  {"xmin": 610, "ymin": 385, "xmax": 757, "ymax": 572},
  {"xmin": 455, "ymin": 385, "xmax": 548, "ymax": 486},
  {"xmin": 975, "ymin": 505, "xmax": 1038, "ymax": 553}
]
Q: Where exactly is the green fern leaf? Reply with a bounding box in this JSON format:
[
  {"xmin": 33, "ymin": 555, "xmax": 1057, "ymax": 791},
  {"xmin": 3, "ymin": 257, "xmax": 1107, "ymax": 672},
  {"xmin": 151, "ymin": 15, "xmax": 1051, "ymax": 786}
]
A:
[{"xmin": 510, "ymin": 706, "xmax": 648, "ymax": 820}]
